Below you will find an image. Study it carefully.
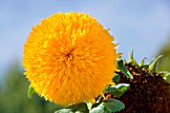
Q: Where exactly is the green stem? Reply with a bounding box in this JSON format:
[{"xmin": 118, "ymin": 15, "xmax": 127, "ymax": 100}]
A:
[{"xmin": 96, "ymin": 95, "xmax": 103, "ymax": 103}]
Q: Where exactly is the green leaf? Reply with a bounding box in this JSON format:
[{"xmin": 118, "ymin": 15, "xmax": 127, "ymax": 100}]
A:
[
  {"xmin": 103, "ymin": 99, "xmax": 125, "ymax": 113},
  {"xmin": 68, "ymin": 103, "xmax": 89, "ymax": 113},
  {"xmin": 117, "ymin": 59, "xmax": 133, "ymax": 79},
  {"xmin": 54, "ymin": 103, "xmax": 88, "ymax": 113},
  {"xmin": 104, "ymin": 83, "xmax": 130, "ymax": 98},
  {"xmin": 90, "ymin": 102, "xmax": 111, "ymax": 113},
  {"xmin": 91, "ymin": 103, "xmax": 100, "ymax": 109},
  {"xmin": 149, "ymin": 55, "xmax": 163, "ymax": 72},
  {"xmin": 54, "ymin": 109, "xmax": 74, "ymax": 113},
  {"xmin": 27, "ymin": 84, "xmax": 36, "ymax": 98},
  {"xmin": 112, "ymin": 74, "xmax": 121, "ymax": 84}
]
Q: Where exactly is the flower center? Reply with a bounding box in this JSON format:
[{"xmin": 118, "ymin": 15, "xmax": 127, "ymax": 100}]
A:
[{"xmin": 66, "ymin": 53, "xmax": 73, "ymax": 60}]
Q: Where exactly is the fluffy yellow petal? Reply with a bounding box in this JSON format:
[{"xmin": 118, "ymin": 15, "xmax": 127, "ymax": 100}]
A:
[{"xmin": 22, "ymin": 12, "xmax": 119, "ymax": 105}]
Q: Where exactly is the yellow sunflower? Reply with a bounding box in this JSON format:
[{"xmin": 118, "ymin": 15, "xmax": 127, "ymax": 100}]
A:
[{"xmin": 22, "ymin": 12, "xmax": 119, "ymax": 105}]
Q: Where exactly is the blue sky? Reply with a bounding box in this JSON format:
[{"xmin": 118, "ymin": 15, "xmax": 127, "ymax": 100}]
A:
[{"xmin": 0, "ymin": 0, "xmax": 170, "ymax": 77}]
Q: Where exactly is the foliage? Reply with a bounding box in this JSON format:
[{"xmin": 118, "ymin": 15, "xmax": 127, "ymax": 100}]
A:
[
  {"xmin": 104, "ymin": 83, "xmax": 130, "ymax": 98},
  {"xmin": 54, "ymin": 99, "xmax": 125, "ymax": 113},
  {"xmin": 90, "ymin": 99, "xmax": 125, "ymax": 113},
  {"xmin": 157, "ymin": 38, "xmax": 170, "ymax": 72},
  {"xmin": 114, "ymin": 51, "xmax": 170, "ymax": 113},
  {"xmin": 0, "ymin": 62, "xmax": 58, "ymax": 113},
  {"xmin": 156, "ymin": 38, "xmax": 170, "ymax": 83},
  {"xmin": 117, "ymin": 59, "xmax": 133, "ymax": 79}
]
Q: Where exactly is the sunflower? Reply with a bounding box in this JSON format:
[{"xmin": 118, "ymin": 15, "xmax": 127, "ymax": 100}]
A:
[{"xmin": 22, "ymin": 12, "xmax": 119, "ymax": 105}]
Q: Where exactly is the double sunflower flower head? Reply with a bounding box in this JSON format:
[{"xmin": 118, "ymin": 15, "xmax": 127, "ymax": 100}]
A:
[{"xmin": 22, "ymin": 12, "xmax": 119, "ymax": 105}]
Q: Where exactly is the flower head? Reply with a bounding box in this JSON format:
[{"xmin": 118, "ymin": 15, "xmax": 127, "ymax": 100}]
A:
[{"xmin": 22, "ymin": 12, "xmax": 119, "ymax": 105}]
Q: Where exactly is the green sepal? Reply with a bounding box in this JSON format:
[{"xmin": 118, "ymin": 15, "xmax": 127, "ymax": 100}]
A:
[
  {"xmin": 149, "ymin": 55, "xmax": 163, "ymax": 72},
  {"xmin": 141, "ymin": 64, "xmax": 149, "ymax": 69},
  {"xmin": 139, "ymin": 57, "xmax": 146, "ymax": 67},
  {"xmin": 112, "ymin": 74, "xmax": 121, "ymax": 84},
  {"xmin": 117, "ymin": 59, "xmax": 133, "ymax": 79},
  {"xmin": 129, "ymin": 49, "xmax": 134, "ymax": 63},
  {"xmin": 128, "ymin": 49, "xmax": 137, "ymax": 66},
  {"xmin": 90, "ymin": 102, "xmax": 111, "ymax": 113},
  {"xmin": 104, "ymin": 83, "xmax": 130, "ymax": 98},
  {"xmin": 103, "ymin": 99, "xmax": 125, "ymax": 113},
  {"xmin": 27, "ymin": 84, "xmax": 36, "ymax": 98}
]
